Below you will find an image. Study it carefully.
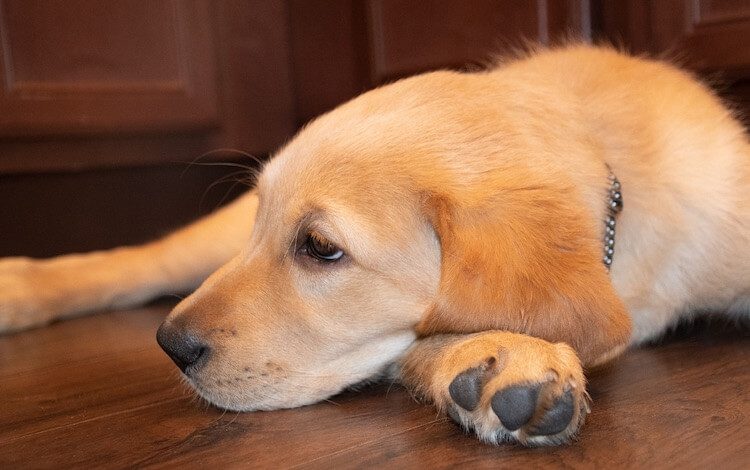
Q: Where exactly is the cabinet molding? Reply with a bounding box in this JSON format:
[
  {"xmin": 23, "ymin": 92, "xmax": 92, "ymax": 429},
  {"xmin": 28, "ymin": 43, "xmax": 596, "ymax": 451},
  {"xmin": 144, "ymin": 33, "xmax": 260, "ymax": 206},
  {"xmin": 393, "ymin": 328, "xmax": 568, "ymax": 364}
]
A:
[{"xmin": 0, "ymin": 0, "xmax": 219, "ymax": 137}]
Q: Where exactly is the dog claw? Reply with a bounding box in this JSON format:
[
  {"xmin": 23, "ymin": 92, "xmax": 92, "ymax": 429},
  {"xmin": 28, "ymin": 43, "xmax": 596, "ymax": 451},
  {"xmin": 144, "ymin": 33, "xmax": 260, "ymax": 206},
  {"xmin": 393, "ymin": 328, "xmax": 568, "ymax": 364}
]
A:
[{"xmin": 447, "ymin": 406, "xmax": 462, "ymax": 424}]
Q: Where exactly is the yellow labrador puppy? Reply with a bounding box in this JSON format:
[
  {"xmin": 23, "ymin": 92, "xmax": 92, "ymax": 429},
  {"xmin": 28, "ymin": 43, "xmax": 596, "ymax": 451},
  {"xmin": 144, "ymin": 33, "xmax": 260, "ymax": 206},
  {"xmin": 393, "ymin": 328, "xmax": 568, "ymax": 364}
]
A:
[{"xmin": 1, "ymin": 45, "xmax": 748, "ymax": 446}]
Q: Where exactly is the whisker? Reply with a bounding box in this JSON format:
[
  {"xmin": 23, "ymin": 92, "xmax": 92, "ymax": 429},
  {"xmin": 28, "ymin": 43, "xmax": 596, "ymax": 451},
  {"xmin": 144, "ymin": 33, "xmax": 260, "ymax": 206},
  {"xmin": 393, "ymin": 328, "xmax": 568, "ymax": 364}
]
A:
[
  {"xmin": 213, "ymin": 407, "xmax": 228, "ymax": 424},
  {"xmin": 211, "ymin": 178, "xmax": 251, "ymax": 211},
  {"xmin": 198, "ymin": 148, "xmax": 265, "ymax": 167},
  {"xmin": 178, "ymin": 148, "xmax": 265, "ymax": 178},
  {"xmin": 221, "ymin": 410, "xmax": 242, "ymax": 427},
  {"xmin": 385, "ymin": 376, "xmax": 399, "ymax": 398},
  {"xmin": 199, "ymin": 170, "xmax": 257, "ymax": 212},
  {"xmin": 281, "ymin": 224, "xmax": 301, "ymax": 272}
]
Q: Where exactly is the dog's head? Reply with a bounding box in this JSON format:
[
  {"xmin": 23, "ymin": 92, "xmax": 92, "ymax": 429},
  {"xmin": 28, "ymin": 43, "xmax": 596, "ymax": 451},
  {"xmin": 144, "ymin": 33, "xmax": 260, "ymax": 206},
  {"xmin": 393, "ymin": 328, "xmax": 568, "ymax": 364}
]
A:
[{"xmin": 157, "ymin": 70, "xmax": 629, "ymax": 411}]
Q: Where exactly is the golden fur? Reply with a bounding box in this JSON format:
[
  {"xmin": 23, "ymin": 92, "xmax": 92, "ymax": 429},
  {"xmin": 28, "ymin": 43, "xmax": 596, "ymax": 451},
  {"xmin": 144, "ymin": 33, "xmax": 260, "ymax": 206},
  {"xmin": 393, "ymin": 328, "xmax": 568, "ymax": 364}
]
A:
[{"xmin": 1, "ymin": 45, "xmax": 748, "ymax": 446}]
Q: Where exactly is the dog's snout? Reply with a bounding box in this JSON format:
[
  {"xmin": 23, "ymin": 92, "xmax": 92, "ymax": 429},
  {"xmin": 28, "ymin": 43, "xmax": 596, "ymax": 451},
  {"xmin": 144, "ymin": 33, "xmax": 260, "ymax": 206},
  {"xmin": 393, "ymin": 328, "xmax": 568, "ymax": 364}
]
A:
[{"xmin": 156, "ymin": 322, "xmax": 210, "ymax": 374}]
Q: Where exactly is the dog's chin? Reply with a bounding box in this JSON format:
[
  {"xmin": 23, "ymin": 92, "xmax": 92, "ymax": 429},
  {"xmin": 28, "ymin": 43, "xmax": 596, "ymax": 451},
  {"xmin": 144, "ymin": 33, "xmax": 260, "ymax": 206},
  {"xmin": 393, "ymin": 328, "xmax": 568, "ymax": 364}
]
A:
[
  {"xmin": 184, "ymin": 373, "xmax": 356, "ymax": 412},
  {"xmin": 193, "ymin": 388, "xmax": 324, "ymax": 412}
]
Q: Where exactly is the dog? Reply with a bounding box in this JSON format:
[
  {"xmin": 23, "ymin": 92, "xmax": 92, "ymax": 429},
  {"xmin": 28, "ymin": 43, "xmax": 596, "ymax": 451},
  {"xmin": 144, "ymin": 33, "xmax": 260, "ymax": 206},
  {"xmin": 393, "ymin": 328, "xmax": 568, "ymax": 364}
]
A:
[{"xmin": 1, "ymin": 45, "xmax": 748, "ymax": 447}]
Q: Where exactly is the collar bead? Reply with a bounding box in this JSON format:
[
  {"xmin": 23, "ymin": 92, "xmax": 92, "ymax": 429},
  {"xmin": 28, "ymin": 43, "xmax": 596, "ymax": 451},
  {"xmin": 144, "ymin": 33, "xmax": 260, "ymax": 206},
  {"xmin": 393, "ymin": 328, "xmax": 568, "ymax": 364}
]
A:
[{"xmin": 603, "ymin": 169, "xmax": 623, "ymax": 270}]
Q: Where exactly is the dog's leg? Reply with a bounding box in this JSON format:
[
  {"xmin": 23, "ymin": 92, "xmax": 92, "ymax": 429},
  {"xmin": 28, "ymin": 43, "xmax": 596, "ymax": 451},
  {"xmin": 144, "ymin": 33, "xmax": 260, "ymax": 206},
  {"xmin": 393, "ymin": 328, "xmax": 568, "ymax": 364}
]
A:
[
  {"xmin": 399, "ymin": 330, "xmax": 591, "ymax": 446},
  {"xmin": 0, "ymin": 191, "xmax": 258, "ymax": 334}
]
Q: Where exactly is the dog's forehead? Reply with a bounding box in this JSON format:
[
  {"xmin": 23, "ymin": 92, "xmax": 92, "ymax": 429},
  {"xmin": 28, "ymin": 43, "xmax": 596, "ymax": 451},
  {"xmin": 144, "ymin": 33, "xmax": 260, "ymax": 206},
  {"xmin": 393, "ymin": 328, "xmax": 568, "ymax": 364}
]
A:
[
  {"xmin": 260, "ymin": 139, "xmax": 391, "ymax": 207},
  {"xmin": 254, "ymin": 146, "xmax": 431, "ymax": 256},
  {"xmin": 254, "ymin": 74, "xmax": 470, "ymax": 224},
  {"xmin": 255, "ymin": 150, "xmax": 367, "ymax": 228}
]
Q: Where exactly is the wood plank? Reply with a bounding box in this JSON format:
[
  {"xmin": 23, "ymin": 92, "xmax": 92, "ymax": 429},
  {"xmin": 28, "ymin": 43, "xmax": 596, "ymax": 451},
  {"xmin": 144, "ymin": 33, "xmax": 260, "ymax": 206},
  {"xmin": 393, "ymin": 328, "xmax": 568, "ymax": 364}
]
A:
[{"xmin": 0, "ymin": 303, "xmax": 747, "ymax": 468}]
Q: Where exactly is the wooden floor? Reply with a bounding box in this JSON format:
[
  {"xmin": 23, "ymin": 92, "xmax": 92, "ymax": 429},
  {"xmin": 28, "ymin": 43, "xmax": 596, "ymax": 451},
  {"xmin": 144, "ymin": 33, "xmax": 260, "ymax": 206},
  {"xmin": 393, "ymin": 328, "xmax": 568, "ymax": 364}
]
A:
[{"xmin": 1, "ymin": 302, "xmax": 748, "ymax": 469}]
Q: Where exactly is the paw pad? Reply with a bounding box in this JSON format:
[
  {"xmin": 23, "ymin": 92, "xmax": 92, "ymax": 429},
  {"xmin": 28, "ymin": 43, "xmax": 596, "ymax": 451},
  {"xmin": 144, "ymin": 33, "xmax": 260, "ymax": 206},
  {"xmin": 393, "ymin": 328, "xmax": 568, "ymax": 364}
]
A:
[
  {"xmin": 448, "ymin": 355, "xmax": 503, "ymax": 412},
  {"xmin": 446, "ymin": 364, "xmax": 585, "ymax": 443},
  {"xmin": 490, "ymin": 384, "xmax": 540, "ymax": 431},
  {"xmin": 530, "ymin": 389, "xmax": 575, "ymax": 436},
  {"xmin": 448, "ymin": 366, "xmax": 484, "ymax": 411}
]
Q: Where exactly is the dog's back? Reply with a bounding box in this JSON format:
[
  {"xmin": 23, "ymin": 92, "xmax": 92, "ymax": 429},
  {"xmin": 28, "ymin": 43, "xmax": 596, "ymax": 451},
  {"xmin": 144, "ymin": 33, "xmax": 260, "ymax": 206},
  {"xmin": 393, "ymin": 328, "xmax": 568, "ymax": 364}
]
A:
[{"xmin": 492, "ymin": 46, "xmax": 750, "ymax": 340}]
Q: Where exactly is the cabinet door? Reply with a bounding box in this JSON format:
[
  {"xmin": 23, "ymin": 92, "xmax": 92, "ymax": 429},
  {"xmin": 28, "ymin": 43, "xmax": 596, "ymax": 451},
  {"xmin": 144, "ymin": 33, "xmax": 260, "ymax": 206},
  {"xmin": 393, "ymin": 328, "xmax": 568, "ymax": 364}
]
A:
[
  {"xmin": 289, "ymin": 0, "xmax": 592, "ymax": 124},
  {"xmin": 595, "ymin": 0, "xmax": 750, "ymax": 115},
  {"xmin": 0, "ymin": 0, "xmax": 295, "ymax": 255},
  {"xmin": 0, "ymin": 0, "xmax": 218, "ymax": 137},
  {"xmin": 652, "ymin": 0, "xmax": 750, "ymax": 76},
  {"xmin": 0, "ymin": 0, "xmax": 295, "ymax": 172}
]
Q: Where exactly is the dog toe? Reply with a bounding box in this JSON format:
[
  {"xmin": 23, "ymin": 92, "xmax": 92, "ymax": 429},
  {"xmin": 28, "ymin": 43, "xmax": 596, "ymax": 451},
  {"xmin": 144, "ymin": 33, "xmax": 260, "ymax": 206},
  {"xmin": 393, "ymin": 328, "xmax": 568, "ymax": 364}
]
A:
[
  {"xmin": 415, "ymin": 331, "xmax": 588, "ymax": 446},
  {"xmin": 530, "ymin": 389, "xmax": 576, "ymax": 436},
  {"xmin": 490, "ymin": 384, "xmax": 540, "ymax": 431},
  {"xmin": 448, "ymin": 366, "xmax": 484, "ymax": 411}
]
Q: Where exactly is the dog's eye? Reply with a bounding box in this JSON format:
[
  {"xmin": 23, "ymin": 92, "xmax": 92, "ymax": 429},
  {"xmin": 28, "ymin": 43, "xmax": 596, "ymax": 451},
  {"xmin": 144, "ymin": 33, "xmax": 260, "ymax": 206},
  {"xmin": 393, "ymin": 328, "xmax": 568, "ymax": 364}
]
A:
[{"xmin": 303, "ymin": 232, "xmax": 344, "ymax": 262}]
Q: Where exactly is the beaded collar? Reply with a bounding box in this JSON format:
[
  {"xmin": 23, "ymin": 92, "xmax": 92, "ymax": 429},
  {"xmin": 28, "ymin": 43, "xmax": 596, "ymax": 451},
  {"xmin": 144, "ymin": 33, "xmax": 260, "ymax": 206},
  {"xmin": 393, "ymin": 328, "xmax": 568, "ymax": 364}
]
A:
[{"xmin": 603, "ymin": 166, "xmax": 623, "ymax": 270}]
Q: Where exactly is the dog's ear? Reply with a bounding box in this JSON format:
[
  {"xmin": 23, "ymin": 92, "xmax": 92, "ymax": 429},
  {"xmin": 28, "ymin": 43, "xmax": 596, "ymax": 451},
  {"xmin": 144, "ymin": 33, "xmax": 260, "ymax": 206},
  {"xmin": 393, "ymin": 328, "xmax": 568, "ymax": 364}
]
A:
[{"xmin": 418, "ymin": 185, "xmax": 631, "ymax": 365}]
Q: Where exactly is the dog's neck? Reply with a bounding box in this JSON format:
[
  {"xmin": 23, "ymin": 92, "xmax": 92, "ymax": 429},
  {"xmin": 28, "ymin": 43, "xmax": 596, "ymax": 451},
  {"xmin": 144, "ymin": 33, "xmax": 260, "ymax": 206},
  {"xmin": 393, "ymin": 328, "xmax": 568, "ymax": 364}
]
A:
[{"xmin": 603, "ymin": 166, "xmax": 623, "ymax": 270}]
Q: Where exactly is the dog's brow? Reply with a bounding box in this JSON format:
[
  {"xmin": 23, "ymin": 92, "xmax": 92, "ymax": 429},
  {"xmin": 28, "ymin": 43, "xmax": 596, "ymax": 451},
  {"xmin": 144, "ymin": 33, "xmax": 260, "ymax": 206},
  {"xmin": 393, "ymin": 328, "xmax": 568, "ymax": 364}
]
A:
[
  {"xmin": 290, "ymin": 207, "xmax": 352, "ymax": 250},
  {"xmin": 295, "ymin": 209, "xmax": 322, "ymax": 229},
  {"xmin": 288, "ymin": 209, "xmax": 325, "ymax": 247}
]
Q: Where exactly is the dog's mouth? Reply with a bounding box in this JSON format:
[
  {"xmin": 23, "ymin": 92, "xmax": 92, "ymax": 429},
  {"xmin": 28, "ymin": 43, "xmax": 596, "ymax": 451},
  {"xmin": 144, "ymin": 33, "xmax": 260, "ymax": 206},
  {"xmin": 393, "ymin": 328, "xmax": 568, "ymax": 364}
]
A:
[{"xmin": 176, "ymin": 331, "xmax": 415, "ymax": 412}]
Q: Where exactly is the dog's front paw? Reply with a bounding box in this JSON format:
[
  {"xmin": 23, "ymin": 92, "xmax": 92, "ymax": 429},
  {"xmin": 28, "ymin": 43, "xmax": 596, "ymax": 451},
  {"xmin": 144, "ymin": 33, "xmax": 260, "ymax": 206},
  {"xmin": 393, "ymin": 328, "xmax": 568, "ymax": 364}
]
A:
[
  {"xmin": 402, "ymin": 331, "xmax": 590, "ymax": 446},
  {"xmin": 446, "ymin": 342, "xmax": 588, "ymax": 446},
  {"xmin": 0, "ymin": 257, "xmax": 56, "ymax": 334}
]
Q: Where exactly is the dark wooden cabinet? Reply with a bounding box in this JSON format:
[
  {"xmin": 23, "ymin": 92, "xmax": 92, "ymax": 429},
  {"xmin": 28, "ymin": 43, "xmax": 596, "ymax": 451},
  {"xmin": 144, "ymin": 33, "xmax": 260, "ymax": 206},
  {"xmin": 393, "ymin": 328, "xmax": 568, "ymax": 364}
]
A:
[
  {"xmin": 2, "ymin": 0, "xmax": 749, "ymax": 256},
  {"xmin": 652, "ymin": 0, "xmax": 750, "ymax": 76},
  {"xmin": 0, "ymin": 0, "xmax": 295, "ymax": 172},
  {"xmin": 595, "ymin": 0, "xmax": 750, "ymax": 113},
  {"xmin": 288, "ymin": 0, "xmax": 592, "ymax": 125},
  {"xmin": 596, "ymin": 0, "xmax": 750, "ymax": 74},
  {"xmin": 0, "ymin": 0, "xmax": 297, "ymax": 256},
  {"xmin": 0, "ymin": 1, "xmax": 219, "ymax": 137}
]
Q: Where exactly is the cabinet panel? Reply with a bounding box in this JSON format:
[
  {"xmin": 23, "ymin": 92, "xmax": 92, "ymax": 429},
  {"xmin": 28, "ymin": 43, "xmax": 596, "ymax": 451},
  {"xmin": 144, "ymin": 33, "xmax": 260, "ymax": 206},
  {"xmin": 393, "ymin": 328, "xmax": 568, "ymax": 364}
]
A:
[
  {"xmin": 288, "ymin": 0, "xmax": 370, "ymax": 128},
  {"xmin": 595, "ymin": 0, "xmax": 750, "ymax": 123},
  {"xmin": 697, "ymin": 0, "xmax": 750, "ymax": 23},
  {"xmin": 289, "ymin": 0, "xmax": 592, "ymax": 124},
  {"xmin": 650, "ymin": 0, "xmax": 750, "ymax": 76},
  {"xmin": 597, "ymin": 0, "xmax": 750, "ymax": 76},
  {"xmin": 367, "ymin": 0, "xmax": 539, "ymax": 81},
  {"xmin": 367, "ymin": 0, "xmax": 590, "ymax": 82},
  {"xmin": 0, "ymin": 0, "xmax": 295, "ymax": 172},
  {"xmin": 0, "ymin": 0, "xmax": 219, "ymax": 137},
  {"xmin": 4, "ymin": 1, "xmax": 181, "ymax": 86}
]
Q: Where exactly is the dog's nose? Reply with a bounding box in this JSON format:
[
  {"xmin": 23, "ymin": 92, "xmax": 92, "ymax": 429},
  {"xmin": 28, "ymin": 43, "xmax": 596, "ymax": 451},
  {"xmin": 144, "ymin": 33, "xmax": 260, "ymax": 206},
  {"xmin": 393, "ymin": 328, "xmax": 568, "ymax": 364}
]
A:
[{"xmin": 156, "ymin": 322, "xmax": 210, "ymax": 374}]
